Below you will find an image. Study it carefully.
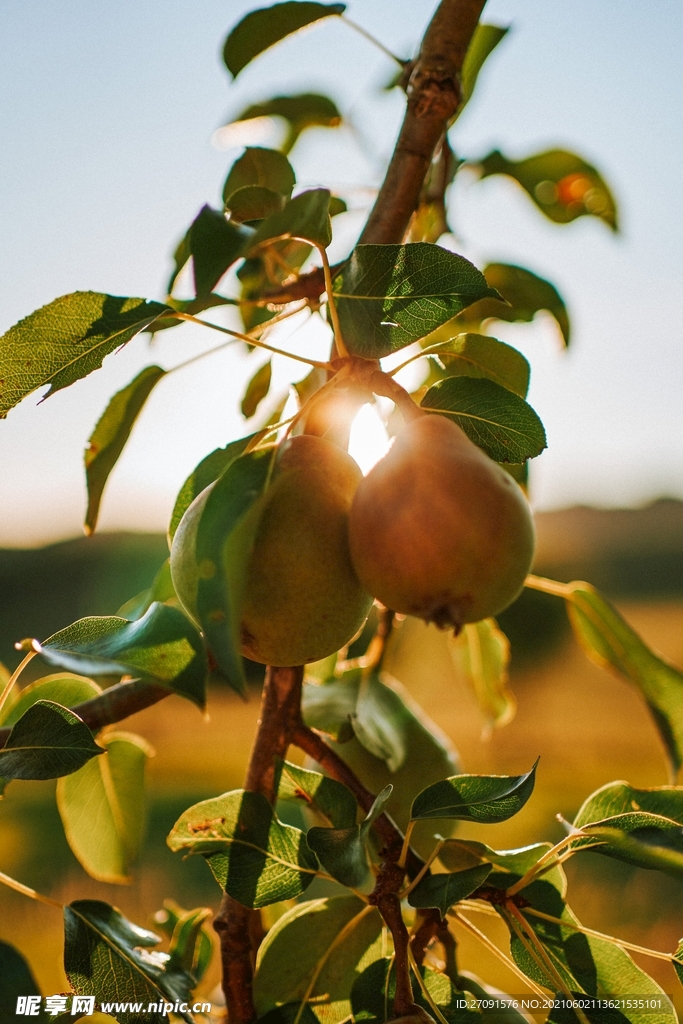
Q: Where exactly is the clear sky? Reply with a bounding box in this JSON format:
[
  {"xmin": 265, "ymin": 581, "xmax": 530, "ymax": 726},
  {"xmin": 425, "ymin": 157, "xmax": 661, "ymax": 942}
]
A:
[{"xmin": 1, "ymin": 0, "xmax": 682, "ymax": 546}]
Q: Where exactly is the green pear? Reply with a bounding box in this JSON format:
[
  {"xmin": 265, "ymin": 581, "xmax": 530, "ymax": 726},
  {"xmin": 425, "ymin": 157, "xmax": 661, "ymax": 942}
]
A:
[{"xmin": 171, "ymin": 434, "xmax": 372, "ymax": 666}]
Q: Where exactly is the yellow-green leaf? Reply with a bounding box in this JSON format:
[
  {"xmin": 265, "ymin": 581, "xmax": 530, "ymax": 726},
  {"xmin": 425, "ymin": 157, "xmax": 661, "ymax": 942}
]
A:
[
  {"xmin": 57, "ymin": 731, "xmax": 153, "ymax": 884},
  {"xmin": 450, "ymin": 618, "xmax": 515, "ymax": 732},
  {"xmin": 85, "ymin": 366, "xmax": 166, "ymax": 534},
  {"xmin": 241, "ymin": 360, "xmax": 272, "ymax": 419},
  {"xmin": 0, "ymin": 293, "xmax": 169, "ymax": 418},
  {"xmin": 564, "ymin": 581, "xmax": 683, "ymax": 779}
]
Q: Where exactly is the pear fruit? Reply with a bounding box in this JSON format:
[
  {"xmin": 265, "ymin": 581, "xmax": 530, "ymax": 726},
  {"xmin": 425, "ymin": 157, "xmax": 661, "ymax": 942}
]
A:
[
  {"xmin": 348, "ymin": 414, "xmax": 535, "ymax": 629},
  {"xmin": 171, "ymin": 434, "xmax": 372, "ymax": 666}
]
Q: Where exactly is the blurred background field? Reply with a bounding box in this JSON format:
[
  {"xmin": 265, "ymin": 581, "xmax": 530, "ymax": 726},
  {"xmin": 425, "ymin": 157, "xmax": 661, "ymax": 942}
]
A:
[{"xmin": 1, "ymin": 499, "xmax": 682, "ymax": 1006}]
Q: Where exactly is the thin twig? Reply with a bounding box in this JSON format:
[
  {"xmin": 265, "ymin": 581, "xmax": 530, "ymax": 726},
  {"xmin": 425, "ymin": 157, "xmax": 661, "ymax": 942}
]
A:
[
  {"xmin": 341, "ymin": 15, "xmax": 407, "ymax": 68},
  {"xmin": 506, "ymin": 835, "xmax": 581, "ymax": 896},
  {"xmin": 398, "ymin": 821, "xmax": 416, "ymax": 871},
  {"xmin": 0, "ymin": 869, "xmax": 63, "ymax": 910},
  {"xmin": 505, "ymin": 904, "xmax": 591, "ymax": 1024},
  {"xmin": 524, "ymin": 574, "xmax": 574, "ymax": 599},
  {"xmin": 450, "ymin": 911, "xmax": 549, "ymax": 998},
  {"xmin": 294, "ymin": 905, "xmax": 378, "ymax": 1024},
  {"xmin": 0, "ymin": 651, "xmax": 36, "ymax": 715},
  {"xmin": 171, "ymin": 312, "xmax": 332, "ymax": 370},
  {"xmin": 316, "ymin": 243, "xmax": 349, "ymax": 360},
  {"xmin": 400, "ymin": 839, "xmax": 446, "ymax": 898},
  {"xmin": 522, "ymin": 907, "xmax": 675, "ymax": 963},
  {"xmin": 407, "ymin": 945, "xmax": 450, "ymax": 1024}
]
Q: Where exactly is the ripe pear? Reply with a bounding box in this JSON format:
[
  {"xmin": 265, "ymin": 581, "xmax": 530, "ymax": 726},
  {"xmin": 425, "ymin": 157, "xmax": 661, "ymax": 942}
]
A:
[
  {"xmin": 348, "ymin": 414, "xmax": 535, "ymax": 629},
  {"xmin": 171, "ymin": 434, "xmax": 372, "ymax": 666}
]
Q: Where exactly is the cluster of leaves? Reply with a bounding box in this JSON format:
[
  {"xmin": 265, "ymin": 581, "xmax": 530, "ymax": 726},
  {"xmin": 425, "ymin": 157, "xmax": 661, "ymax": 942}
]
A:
[
  {"xmin": 1, "ymin": 3, "xmax": 681, "ymax": 1023},
  {"xmin": 7, "ymin": 727, "xmax": 683, "ymax": 1024}
]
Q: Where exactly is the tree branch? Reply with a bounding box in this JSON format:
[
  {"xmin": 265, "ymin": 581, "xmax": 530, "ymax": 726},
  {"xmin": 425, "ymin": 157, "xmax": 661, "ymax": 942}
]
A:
[
  {"xmin": 261, "ymin": 0, "xmax": 486, "ymax": 310},
  {"xmin": 379, "ymin": 892, "xmax": 419, "ymax": 1015},
  {"xmin": 293, "ymin": 722, "xmax": 412, "ymax": 865},
  {"xmin": 359, "ymin": 0, "xmax": 487, "ymax": 245},
  {"xmin": 0, "ymin": 679, "xmax": 171, "ymax": 749},
  {"xmin": 213, "ymin": 665, "xmax": 304, "ymax": 1024}
]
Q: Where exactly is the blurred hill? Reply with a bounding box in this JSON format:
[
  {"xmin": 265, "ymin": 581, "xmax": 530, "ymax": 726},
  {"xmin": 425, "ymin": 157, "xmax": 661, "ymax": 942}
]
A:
[
  {"xmin": 0, "ymin": 498, "xmax": 681, "ymax": 670},
  {"xmin": 534, "ymin": 497, "xmax": 683, "ymax": 595},
  {"xmin": 0, "ymin": 533, "xmax": 169, "ymax": 669}
]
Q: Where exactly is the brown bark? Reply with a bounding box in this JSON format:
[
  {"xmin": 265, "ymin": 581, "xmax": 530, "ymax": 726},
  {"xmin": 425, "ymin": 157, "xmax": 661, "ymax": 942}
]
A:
[
  {"xmin": 359, "ymin": 0, "xmax": 487, "ymax": 246},
  {"xmin": 214, "ymin": 3, "xmax": 488, "ymax": 1017},
  {"xmin": 0, "ymin": 679, "xmax": 171, "ymax": 750},
  {"xmin": 378, "ymin": 893, "xmax": 419, "ymax": 1015},
  {"xmin": 213, "ymin": 666, "xmax": 303, "ymax": 1024}
]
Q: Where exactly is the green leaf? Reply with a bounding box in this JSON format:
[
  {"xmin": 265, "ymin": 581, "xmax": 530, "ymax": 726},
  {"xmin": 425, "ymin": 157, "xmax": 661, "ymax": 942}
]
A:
[
  {"xmin": 408, "ymin": 863, "xmax": 492, "ymax": 916},
  {"xmin": 223, "ymin": 2, "xmax": 345, "ymax": 78},
  {"xmin": 167, "ymin": 906, "xmax": 213, "ymax": 982},
  {"xmin": 571, "ymin": 780, "xmax": 683, "ymax": 875},
  {"xmin": 0, "ymin": 700, "xmax": 103, "ymax": 780},
  {"xmin": 335, "ymin": 243, "xmax": 499, "ymax": 359},
  {"xmin": 227, "ymin": 186, "xmax": 286, "ymax": 224},
  {"xmin": 307, "ymin": 671, "xmax": 461, "ymax": 856},
  {"xmin": 167, "ymin": 789, "xmax": 318, "ymax": 907},
  {"xmin": 232, "ymin": 93, "xmax": 342, "ymax": 154},
  {"xmin": 422, "ymin": 332, "xmax": 530, "ymax": 397},
  {"xmin": 352, "ymin": 670, "xmax": 407, "ymax": 771},
  {"xmin": 459, "ymin": 24, "xmax": 509, "ymax": 111},
  {"xmin": 223, "ymin": 147, "xmax": 296, "ymax": 206},
  {"xmin": 410, "ymin": 760, "xmax": 538, "ymax": 822},
  {"xmin": 57, "ymin": 731, "xmax": 153, "ymax": 883},
  {"xmin": 191, "ymin": 447, "xmax": 277, "ymax": 694},
  {"xmin": 0, "ymin": 673, "xmax": 100, "ymax": 727},
  {"xmin": 352, "ymin": 959, "xmax": 480, "ymax": 1024},
  {"xmin": 36, "ymin": 603, "xmax": 208, "ymax": 709},
  {"xmin": 64, "ymin": 900, "xmax": 195, "ymax": 1024},
  {"xmin": 151, "ymin": 901, "xmax": 212, "ymax": 983},
  {"xmin": 168, "ymin": 432, "xmax": 259, "ymax": 543},
  {"xmin": 484, "ymin": 264, "xmax": 570, "ymax": 346},
  {"xmin": 563, "ymin": 581, "xmax": 683, "ymax": 780},
  {"xmin": 329, "ymin": 196, "xmax": 347, "ymax": 217},
  {"xmin": 477, "ymin": 148, "xmax": 618, "ymax": 230},
  {"xmin": 84, "ymin": 365, "xmax": 166, "ymax": 534},
  {"xmin": 241, "ymin": 360, "xmax": 272, "ymax": 418},
  {"xmin": 450, "ymin": 619, "xmax": 515, "ymax": 731},
  {"xmin": 253, "ymin": 895, "xmax": 382, "ymax": 1021},
  {"xmin": 0, "ymin": 941, "xmax": 41, "ymax": 1015},
  {"xmin": 491, "ymin": 865, "xmax": 676, "ymax": 1024},
  {"xmin": 277, "ymin": 759, "xmax": 358, "ymax": 829},
  {"xmin": 421, "ymin": 375, "xmax": 547, "ymax": 462},
  {"xmin": 307, "ymin": 786, "xmax": 392, "ymax": 889},
  {"xmin": 575, "ymin": 811, "xmax": 683, "ymax": 876},
  {"xmin": 247, "ymin": 189, "xmax": 332, "ymax": 252},
  {"xmin": 575, "ymin": 780, "xmax": 683, "ymax": 827},
  {"xmin": 440, "ymin": 837, "xmax": 552, "ymax": 876},
  {"xmin": 0, "ymin": 293, "xmax": 169, "ymax": 418},
  {"xmin": 188, "ymin": 205, "xmax": 251, "ymax": 297},
  {"xmin": 302, "ymin": 677, "xmax": 358, "ymax": 743}
]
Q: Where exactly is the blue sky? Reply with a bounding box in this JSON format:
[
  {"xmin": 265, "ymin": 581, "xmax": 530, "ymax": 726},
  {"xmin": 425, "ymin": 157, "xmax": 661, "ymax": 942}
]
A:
[{"xmin": 1, "ymin": 0, "xmax": 682, "ymax": 545}]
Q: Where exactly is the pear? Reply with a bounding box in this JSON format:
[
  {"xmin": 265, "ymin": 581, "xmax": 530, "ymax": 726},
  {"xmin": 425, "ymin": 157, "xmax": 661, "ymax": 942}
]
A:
[
  {"xmin": 348, "ymin": 414, "xmax": 535, "ymax": 629},
  {"xmin": 171, "ymin": 434, "xmax": 372, "ymax": 666}
]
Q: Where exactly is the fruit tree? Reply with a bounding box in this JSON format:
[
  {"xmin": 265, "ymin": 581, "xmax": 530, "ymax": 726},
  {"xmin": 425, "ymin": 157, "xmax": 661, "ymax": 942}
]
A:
[{"xmin": 2, "ymin": 3, "xmax": 683, "ymax": 1024}]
